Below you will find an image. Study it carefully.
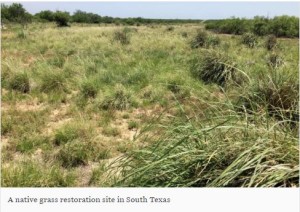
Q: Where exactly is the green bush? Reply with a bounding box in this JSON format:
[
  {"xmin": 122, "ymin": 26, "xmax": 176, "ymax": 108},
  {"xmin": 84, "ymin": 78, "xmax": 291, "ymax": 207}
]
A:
[
  {"xmin": 205, "ymin": 18, "xmax": 251, "ymax": 35},
  {"xmin": 270, "ymin": 15, "xmax": 299, "ymax": 38},
  {"xmin": 8, "ymin": 72, "xmax": 30, "ymax": 93},
  {"xmin": 205, "ymin": 16, "xmax": 299, "ymax": 38},
  {"xmin": 54, "ymin": 11, "xmax": 70, "ymax": 27}
]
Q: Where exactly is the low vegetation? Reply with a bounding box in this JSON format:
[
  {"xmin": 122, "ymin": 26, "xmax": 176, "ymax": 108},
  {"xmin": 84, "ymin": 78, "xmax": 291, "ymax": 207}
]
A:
[{"xmin": 1, "ymin": 4, "xmax": 298, "ymax": 187}]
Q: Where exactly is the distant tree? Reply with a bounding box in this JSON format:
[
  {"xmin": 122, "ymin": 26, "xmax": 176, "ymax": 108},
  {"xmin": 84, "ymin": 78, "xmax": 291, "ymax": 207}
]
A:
[
  {"xmin": 1, "ymin": 4, "xmax": 10, "ymax": 24},
  {"xmin": 72, "ymin": 10, "xmax": 88, "ymax": 23},
  {"xmin": 1, "ymin": 3, "xmax": 32, "ymax": 27},
  {"xmin": 270, "ymin": 15, "xmax": 299, "ymax": 37},
  {"xmin": 8, "ymin": 3, "xmax": 26, "ymax": 21},
  {"xmin": 124, "ymin": 18, "xmax": 135, "ymax": 26},
  {"xmin": 253, "ymin": 16, "xmax": 269, "ymax": 36},
  {"xmin": 102, "ymin": 16, "xmax": 113, "ymax": 24},
  {"xmin": 89, "ymin": 13, "xmax": 101, "ymax": 23},
  {"xmin": 54, "ymin": 11, "xmax": 70, "ymax": 27},
  {"xmin": 35, "ymin": 10, "xmax": 54, "ymax": 22}
]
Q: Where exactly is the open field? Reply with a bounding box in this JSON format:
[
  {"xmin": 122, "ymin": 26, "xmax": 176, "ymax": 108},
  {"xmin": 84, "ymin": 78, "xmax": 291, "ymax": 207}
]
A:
[{"xmin": 1, "ymin": 23, "xmax": 299, "ymax": 187}]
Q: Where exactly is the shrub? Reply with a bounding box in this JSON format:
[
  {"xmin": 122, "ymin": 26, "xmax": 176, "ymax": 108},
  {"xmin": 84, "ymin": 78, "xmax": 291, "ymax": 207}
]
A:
[
  {"xmin": 265, "ymin": 35, "xmax": 277, "ymax": 51},
  {"xmin": 54, "ymin": 11, "xmax": 70, "ymax": 27},
  {"xmin": 253, "ymin": 17, "xmax": 269, "ymax": 36},
  {"xmin": 205, "ymin": 18, "xmax": 251, "ymax": 35},
  {"xmin": 190, "ymin": 51, "xmax": 237, "ymax": 86},
  {"xmin": 270, "ymin": 15, "xmax": 299, "ymax": 38},
  {"xmin": 8, "ymin": 72, "xmax": 30, "ymax": 93},
  {"xmin": 241, "ymin": 33, "xmax": 257, "ymax": 48},
  {"xmin": 190, "ymin": 30, "xmax": 208, "ymax": 48},
  {"xmin": 35, "ymin": 10, "xmax": 54, "ymax": 22}
]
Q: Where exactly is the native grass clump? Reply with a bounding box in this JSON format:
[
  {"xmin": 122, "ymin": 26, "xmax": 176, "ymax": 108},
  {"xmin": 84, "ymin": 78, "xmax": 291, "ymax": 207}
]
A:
[
  {"xmin": 190, "ymin": 50, "xmax": 239, "ymax": 87},
  {"xmin": 241, "ymin": 33, "xmax": 257, "ymax": 48},
  {"xmin": 266, "ymin": 34, "xmax": 277, "ymax": 51},
  {"xmin": 7, "ymin": 72, "xmax": 30, "ymax": 93},
  {"xmin": 113, "ymin": 27, "xmax": 131, "ymax": 45},
  {"xmin": 1, "ymin": 21, "xmax": 298, "ymax": 187}
]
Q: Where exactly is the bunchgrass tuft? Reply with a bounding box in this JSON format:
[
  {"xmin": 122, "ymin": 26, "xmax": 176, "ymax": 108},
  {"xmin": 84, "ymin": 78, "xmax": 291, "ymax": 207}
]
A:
[
  {"xmin": 267, "ymin": 52, "xmax": 283, "ymax": 69},
  {"xmin": 266, "ymin": 34, "xmax": 277, "ymax": 51},
  {"xmin": 113, "ymin": 28, "xmax": 131, "ymax": 45},
  {"xmin": 190, "ymin": 30, "xmax": 208, "ymax": 48},
  {"xmin": 241, "ymin": 69, "xmax": 298, "ymax": 122},
  {"xmin": 39, "ymin": 70, "xmax": 67, "ymax": 93},
  {"xmin": 190, "ymin": 50, "xmax": 238, "ymax": 86},
  {"xmin": 241, "ymin": 33, "xmax": 257, "ymax": 48},
  {"xmin": 8, "ymin": 72, "xmax": 30, "ymax": 93},
  {"xmin": 100, "ymin": 85, "xmax": 134, "ymax": 110},
  {"xmin": 80, "ymin": 78, "xmax": 99, "ymax": 99},
  {"xmin": 113, "ymin": 101, "xmax": 299, "ymax": 187},
  {"xmin": 1, "ymin": 161, "xmax": 76, "ymax": 187}
]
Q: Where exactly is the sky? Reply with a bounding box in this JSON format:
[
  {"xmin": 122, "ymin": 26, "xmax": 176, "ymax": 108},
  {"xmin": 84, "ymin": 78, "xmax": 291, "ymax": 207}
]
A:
[{"xmin": 3, "ymin": 2, "xmax": 300, "ymax": 20}]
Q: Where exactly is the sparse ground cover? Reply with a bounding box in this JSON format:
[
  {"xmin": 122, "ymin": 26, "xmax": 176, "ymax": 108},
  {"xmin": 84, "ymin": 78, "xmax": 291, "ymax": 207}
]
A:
[{"xmin": 1, "ymin": 22, "xmax": 299, "ymax": 187}]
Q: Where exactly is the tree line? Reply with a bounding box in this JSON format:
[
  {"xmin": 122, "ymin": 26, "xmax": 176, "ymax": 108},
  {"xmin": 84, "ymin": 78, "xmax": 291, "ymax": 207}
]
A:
[
  {"xmin": 1, "ymin": 3, "xmax": 299, "ymax": 38},
  {"xmin": 1, "ymin": 3, "xmax": 201, "ymax": 27},
  {"xmin": 205, "ymin": 16, "xmax": 299, "ymax": 38}
]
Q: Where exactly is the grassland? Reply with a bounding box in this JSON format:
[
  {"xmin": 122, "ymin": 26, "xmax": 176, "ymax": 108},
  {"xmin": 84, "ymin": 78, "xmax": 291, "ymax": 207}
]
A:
[{"xmin": 1, "ymin": 23, "xmax": 299, "ymax": 187}]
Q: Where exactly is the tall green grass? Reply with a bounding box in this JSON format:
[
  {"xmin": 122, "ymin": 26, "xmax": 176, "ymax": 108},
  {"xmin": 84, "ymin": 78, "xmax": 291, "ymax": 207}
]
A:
[{"xmin": 113, "ymin": 99, "xmax": 298, "ymax": 187}]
